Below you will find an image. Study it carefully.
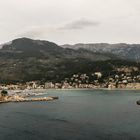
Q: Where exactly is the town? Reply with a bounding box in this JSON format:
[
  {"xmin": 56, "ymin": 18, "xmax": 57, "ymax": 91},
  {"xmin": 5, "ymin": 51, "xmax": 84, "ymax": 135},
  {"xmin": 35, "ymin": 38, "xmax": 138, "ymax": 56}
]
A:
[{"xmin": 0, "ymin": 66, "xmax": 140, "ymax": 90}]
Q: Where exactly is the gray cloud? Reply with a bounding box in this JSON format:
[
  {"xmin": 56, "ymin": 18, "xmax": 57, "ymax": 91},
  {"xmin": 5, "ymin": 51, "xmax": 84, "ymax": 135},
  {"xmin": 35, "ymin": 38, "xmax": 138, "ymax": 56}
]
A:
[
  {"xmin": 17, "ymin": 27, "xmax": 45, "ymax": 38},
  {"xmin": 16, "ymin": 19, "xmax": 100, "ymax": 39},
  {"xmin": 60, "ymin": 19, "xmax": 100, "ymax": 30},
  {"xmin": 16, "ymin": 26, "xmax": 59, "ymax": 40}
]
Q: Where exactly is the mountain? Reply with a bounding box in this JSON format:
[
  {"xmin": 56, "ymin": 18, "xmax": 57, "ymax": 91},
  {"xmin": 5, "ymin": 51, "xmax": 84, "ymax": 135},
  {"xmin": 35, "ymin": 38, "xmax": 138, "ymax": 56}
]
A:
[
  {"xmin": 1, "ymin": 38, "xmax": 113, "ymax": 60},
  {"xmin": 0, "ymin": 38, "xmax": 114, "ymax": 83},
  {"xmin": 62, "ymin": 43, "xmax": 140, "ymax": 62},
  {"xmin": 0, "ymin": 38, "xmax": 139, "ymax": 84}
]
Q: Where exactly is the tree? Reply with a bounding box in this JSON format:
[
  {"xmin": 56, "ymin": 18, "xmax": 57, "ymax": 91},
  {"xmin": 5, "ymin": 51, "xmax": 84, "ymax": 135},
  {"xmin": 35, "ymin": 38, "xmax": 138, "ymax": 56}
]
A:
[{"xmin": 1, "ymin": 90, "xmax": 8, "ymax": 97}]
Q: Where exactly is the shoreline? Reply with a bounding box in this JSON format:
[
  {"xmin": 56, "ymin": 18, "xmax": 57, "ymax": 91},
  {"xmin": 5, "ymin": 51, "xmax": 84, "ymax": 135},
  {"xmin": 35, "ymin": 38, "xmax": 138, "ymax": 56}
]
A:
[
  {"xmin": 49, "ymin": 88, "xmax": 140, "ymax": 91},
  {"xmin": 7, "ymin": 87, "xmax": 140, "ymax": 92},
  {"xmin": 3, "ymin": 87, "xmax": 140, "ymax": 97}
]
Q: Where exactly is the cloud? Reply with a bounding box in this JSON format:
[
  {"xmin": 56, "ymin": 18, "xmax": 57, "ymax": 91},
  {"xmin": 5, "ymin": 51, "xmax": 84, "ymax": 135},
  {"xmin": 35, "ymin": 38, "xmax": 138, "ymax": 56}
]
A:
[
  {"xmin": 16, "ymin": 26, "xmax": 62, "ymax": 40},
  {"xmin": 59, "ymin": 18, "xmax": 100, "ymax": 30},
  {"xmin": 16, "ymin": 18, "xmax": 100, "ymax": 39},
  {"xmin": 16, "ymin": 26, "xmax": 49, "ymax": 39}
]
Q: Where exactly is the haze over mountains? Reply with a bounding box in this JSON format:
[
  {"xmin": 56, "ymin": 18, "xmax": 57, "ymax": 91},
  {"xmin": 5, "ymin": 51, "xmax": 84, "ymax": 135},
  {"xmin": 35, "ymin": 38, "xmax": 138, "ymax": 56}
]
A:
[
  {"xmin": 0, "ymin": 38, "xmax": 139, "ymax": 83},
  {"xmin": 62, "ymin": 43, "xmax": 140, "ymax": 62}
]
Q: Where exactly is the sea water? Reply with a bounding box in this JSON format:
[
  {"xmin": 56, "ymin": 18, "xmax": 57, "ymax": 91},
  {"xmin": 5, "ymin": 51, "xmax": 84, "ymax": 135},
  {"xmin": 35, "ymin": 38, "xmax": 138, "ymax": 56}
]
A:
[{"xmin": 0, "ymin": 89, "xmax": 140, "ymax": 140}]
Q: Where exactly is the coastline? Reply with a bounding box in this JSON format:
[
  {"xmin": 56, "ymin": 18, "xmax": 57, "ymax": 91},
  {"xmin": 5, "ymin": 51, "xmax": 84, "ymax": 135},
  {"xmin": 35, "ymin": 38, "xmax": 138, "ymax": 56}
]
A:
[
  {"xmin": 17, "ymin": 87, "xmax": 140, "ymax": 91},
  {"xmin": 5, "ymin": 87, "xmax": 140, "ymax": 96}
]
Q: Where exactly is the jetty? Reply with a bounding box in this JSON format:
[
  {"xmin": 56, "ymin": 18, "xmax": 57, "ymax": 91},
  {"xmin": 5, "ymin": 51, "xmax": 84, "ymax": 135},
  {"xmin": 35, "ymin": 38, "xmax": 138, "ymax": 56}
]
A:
[
  {"xmin": 0, "ymin": 90, "xmax": 58, "ymax": 104},
  {"xmin": 14, "ymin": 96, "xmax": 58, "ymax": 102},
  {"xmin": 0, "ymin": 96, "xmax": 59, "ymax": 104}
]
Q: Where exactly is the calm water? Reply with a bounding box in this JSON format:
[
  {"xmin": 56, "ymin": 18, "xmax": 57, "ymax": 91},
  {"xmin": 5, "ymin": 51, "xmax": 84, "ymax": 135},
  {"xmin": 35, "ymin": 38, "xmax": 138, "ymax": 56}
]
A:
[{"xmin": 0, "ymin": 89, "xmax": 140, "ymax": 140}]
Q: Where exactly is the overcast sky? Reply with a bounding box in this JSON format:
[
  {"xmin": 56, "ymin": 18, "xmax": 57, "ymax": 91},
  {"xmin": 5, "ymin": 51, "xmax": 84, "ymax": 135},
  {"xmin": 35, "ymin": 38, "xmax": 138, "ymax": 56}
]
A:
[{"xmin": 0, "ymin": 0, "xmax": 140, "ymax": 44}]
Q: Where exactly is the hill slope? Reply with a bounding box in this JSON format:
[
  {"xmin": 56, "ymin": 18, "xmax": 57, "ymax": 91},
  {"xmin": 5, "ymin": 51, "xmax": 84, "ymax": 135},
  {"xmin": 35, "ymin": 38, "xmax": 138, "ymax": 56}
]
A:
[
  {"xmin": 0, "ymin": 38, "xmax": 113, "ymax": 83},
  {"xmin": 0, "ymin": 38, "xmax": 139, "ymax": 83}
]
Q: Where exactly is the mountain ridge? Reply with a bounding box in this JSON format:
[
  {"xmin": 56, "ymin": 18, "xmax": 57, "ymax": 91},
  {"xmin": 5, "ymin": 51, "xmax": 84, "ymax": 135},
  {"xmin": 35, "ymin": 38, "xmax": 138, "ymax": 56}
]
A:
[{"xmin": 61, "ymin": 43, "xmax": 140, "ymax": 62}]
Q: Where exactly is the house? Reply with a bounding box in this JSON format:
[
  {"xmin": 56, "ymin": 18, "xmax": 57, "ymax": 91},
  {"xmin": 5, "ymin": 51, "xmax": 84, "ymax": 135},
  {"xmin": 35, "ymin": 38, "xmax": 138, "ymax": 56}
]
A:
[{"xmin": 94, "ymin": 72, "xmax": 102, "ymax": 78}]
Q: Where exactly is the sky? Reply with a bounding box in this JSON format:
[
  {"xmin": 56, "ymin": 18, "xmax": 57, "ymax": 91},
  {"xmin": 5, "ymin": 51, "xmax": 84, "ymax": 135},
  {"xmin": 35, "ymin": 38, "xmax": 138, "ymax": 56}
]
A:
[{"xmin": 0, "ymin": 0, "xmax": 140, "ymax": 45}]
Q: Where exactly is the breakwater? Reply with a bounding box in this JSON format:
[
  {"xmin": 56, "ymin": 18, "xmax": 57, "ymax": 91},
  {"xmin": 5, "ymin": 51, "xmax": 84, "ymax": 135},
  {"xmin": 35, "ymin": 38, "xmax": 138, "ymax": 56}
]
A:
[{"xmin": 0, "ymin": 96, "xmax": 58, "ymax": 104}]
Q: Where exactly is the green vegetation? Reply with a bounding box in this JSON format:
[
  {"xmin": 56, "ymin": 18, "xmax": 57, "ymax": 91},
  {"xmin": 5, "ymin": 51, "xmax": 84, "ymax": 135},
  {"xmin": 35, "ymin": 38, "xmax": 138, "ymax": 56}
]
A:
[
  {"xmin": 1, "ymin": 90, "xmax": 8, "ymax": 96},
  {"xmin": 0, "ymin": 38, "xmax": 139, "ymax": 84}
]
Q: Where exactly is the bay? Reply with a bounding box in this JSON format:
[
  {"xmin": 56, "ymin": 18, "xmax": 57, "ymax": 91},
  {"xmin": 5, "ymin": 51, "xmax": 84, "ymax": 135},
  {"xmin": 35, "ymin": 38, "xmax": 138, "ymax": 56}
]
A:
[{"xmin": 0, "ymin": 89, "xmax": 140, "ymax": 140}]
